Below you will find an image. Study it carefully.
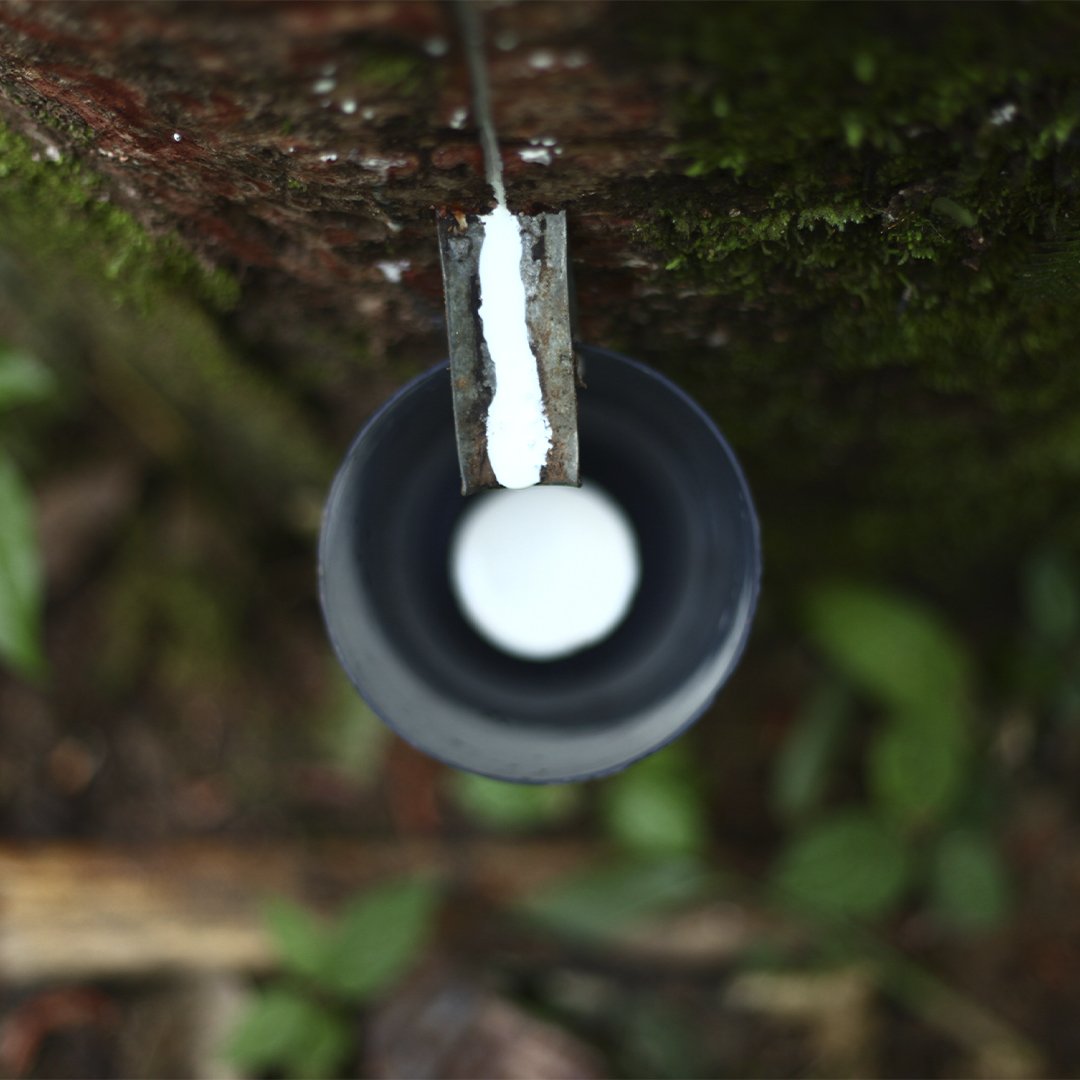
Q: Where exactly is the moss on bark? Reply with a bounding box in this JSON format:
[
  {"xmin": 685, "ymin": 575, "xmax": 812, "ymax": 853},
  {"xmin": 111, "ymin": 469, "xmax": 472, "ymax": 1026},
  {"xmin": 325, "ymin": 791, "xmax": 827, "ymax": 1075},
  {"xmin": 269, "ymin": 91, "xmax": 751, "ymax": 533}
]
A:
[
  {"xmin": 0, "ymin": 121, "xmax": 331, "ymax": 521},
  {"xmin": 1, "ymin": 1, "xmax": 1078, "ymax": 614},
  {"xmin": 620, "ymin": 3, "xmax": 1080, "ymax": 604},
  {"xmin": 0, "ymin": 123, "xmax": 239, "ymax": 313}
]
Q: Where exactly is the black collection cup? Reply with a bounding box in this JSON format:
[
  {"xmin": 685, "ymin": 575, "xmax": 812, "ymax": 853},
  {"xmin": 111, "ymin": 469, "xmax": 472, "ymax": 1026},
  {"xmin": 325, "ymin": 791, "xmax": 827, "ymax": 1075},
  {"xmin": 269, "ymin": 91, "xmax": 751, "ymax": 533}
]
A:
[{"xmin": 318, "ymin": 345, "xmax": 761, "ymax": 783}]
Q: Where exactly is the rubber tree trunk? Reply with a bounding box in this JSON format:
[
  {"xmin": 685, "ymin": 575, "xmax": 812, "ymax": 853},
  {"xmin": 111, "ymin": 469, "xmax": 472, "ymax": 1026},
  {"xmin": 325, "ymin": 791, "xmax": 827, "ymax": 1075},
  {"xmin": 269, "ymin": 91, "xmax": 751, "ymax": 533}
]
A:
[{"xmin": 1, "ymin": 1, "xmax": 1078, "ymax": 610}]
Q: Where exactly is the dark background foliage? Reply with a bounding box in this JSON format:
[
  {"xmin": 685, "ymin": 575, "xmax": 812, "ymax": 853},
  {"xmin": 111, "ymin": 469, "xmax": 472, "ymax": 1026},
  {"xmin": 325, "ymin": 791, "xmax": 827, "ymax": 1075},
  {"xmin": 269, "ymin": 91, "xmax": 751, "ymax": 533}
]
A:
[{"xmin": 1, "ymin": 3, "xmax": 1079, "ymax": 1077}]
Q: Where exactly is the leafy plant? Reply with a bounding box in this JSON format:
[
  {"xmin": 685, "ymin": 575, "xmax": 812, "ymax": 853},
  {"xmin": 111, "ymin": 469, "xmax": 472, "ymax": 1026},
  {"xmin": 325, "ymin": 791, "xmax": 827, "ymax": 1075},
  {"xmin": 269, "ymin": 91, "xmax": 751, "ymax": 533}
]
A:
[
  {"xmin": 770, "ymin": 582, "xmax": 1010, "ymax": 930},
  {"xmin": 226, "ymin": 878, "xmax": 440, "ymax": 1079},
  {"xmin": 227, "ymin": 987, "xmax": 352, "ymax": 1080},
  {"xmin": 772, "ymin": 810, "xmax": 911, "ymax": 918},
  {"xmin": 515, "ymin": 854, "xmax": 717, "ymax": 943},
  {"xmin": 803, "ymin": 582, "xmax": 972, "ymax": 713},
  {"xmin": 449, "ymin": 772, "xmax": 580, "ymax": 831},
  {"xmin": 0, "ymin": 348, "xmax": 56, "ymax": 409},
  {"xmin": 599, "ymin": 743, "xmax": 709, "ymax": 855},
  {"xmin": 868, "ymin": 707, "xmax": 967, "ymax": 827},
  {"xmin": 0, "ymin": 455, "xmax": 45, "ymax": 680},
  {"xmin": 446, "ymin": 748, "xmax": 716, "ymax": 959},
  {"xmin": 0, "ymin": 348, "xmax": 55, "ymax": 680}
]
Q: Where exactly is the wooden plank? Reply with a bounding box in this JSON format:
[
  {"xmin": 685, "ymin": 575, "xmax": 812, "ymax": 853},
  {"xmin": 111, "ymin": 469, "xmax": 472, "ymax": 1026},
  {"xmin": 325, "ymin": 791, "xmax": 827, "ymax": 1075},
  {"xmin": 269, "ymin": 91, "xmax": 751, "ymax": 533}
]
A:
[{"xmin": 0, "ymin": 839, "xmax": 596, "ymax": 983}]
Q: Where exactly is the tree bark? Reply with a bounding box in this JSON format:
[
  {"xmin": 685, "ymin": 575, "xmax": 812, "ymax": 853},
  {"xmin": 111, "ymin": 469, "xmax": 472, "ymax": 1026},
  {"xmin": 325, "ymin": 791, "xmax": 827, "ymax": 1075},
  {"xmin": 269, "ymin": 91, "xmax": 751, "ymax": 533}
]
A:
[{"xmin": 1, "ymin": 1, "xmax": 1078, "ymax": 600}]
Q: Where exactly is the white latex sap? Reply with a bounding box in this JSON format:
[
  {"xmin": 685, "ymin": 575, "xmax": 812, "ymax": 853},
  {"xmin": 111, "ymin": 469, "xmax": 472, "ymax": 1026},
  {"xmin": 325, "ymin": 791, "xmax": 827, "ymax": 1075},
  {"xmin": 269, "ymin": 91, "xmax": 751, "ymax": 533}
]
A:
[
  {"xmin": 450, "ymin": 483, "xmax": 641, "ymax": 660},
  {"xmin": 476, "ymin": 204, "xmax": 552, "ymax": 489}
]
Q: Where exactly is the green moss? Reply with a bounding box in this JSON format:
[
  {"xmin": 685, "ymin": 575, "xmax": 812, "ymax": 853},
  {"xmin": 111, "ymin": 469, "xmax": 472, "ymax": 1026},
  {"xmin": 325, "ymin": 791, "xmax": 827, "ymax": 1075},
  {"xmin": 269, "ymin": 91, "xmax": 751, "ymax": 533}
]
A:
[
  {"xmin": 626, "ymin": 3, "xmax": 1080, "ymax": 600},
  {"xmin": 0, "ymin": 120, "xmax": 331, "ymax": 524},
  {"xmin": 0, "ymin": 122, "xmax": 238, "ymax": 313},
  {"xmin": 33, "ymin": 103, "xmax": 96, "ymax": 149},
  {"xmin": 659, "ymin": 4, "xmax": 1080, "ymax": 178}
]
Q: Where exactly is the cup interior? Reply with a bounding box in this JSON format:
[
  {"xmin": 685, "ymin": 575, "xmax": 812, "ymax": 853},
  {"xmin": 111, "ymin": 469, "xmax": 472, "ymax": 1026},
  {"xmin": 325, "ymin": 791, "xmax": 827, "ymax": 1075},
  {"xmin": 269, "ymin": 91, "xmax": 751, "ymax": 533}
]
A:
[{"xmin": 319, "ymin": 345, "xmax": 760, "ymax": 782}]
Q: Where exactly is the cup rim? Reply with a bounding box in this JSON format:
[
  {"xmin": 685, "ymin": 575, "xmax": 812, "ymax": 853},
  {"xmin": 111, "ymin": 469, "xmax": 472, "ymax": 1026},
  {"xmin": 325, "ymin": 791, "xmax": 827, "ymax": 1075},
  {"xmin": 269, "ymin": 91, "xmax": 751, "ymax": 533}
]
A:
[{"xmin": 318, "ymin": 345, "xmax": 761, "ymax": 783}]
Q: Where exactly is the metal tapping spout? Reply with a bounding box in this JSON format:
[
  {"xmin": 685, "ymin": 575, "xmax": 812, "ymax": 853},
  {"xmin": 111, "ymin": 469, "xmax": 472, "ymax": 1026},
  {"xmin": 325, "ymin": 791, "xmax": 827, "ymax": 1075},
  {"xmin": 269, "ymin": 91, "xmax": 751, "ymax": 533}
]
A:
[
  {"xmin": 437, "ymin": 2, "xmax": 579, "ymax": 495},
  {"xmin": 437, "ymin": 208, "xmax": 578, "ymax": 495}
]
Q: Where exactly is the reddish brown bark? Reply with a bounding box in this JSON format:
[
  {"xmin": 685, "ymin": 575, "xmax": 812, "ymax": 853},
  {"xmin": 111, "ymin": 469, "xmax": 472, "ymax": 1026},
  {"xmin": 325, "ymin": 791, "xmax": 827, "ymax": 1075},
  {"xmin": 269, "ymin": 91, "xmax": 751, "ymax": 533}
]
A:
[{"xmin": 0, "ymin": 1, "xmax": 677, "ymax": 367}]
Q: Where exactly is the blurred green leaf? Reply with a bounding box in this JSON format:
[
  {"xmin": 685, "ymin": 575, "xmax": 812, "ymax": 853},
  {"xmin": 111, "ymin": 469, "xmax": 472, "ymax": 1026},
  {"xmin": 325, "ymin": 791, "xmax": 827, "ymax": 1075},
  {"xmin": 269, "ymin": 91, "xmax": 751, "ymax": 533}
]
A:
[
  {"xmin": 805, "ymin": 583, "xmax": 972, "ymax": 713},
  {"xmin": 771, "ymin": 811, "xmax": 911, "ymax": 919},
  {"xmin": 517, "ymin": 855, "xmax": 715, "ymax": 942},
  {"xmin": 600, "ymin": 744, "xmax": 708, "ymax": 854},
  {"xmin": 1023, "ymin": 549, "xmax": 1079, "ymax": 649},
  {"xmin": 265, "ymin": 897, "xmax": 331, "ymax": 984},
  {"xmin": 868, "ymin": 714, "xmax": 967, "ymax": 827},
  {"xmin": 321, "ymin": 878, "xmax": 439, "ymax": 1002},
  {"xmin": 0, "ymin": 349, "xmax": 55, "ymax": 411},
  {"xmin": 226, "ymin": 985, "xmax": 309, "ymax": 1071},
  {"xmin": 226, "ymin": 986, "xmax": 350, "ymax": 1079},
  {"xmin": 771, "ymin": 681, "xmax": 853, "ymax": 823},
  {"xmin": 451, "ymin": 772, "xmax": 580, "ymax": 831},
  {"xmin": 0, "ymin": 453, "xmax": 46, "ymax": 680},
  {"xmin": 930, "ymin": 829, "xmax": 1011, "ymax": 932},
  {"xmin": 289, "ymin": 1007, "xmax": 353, "ymax": 1080}
]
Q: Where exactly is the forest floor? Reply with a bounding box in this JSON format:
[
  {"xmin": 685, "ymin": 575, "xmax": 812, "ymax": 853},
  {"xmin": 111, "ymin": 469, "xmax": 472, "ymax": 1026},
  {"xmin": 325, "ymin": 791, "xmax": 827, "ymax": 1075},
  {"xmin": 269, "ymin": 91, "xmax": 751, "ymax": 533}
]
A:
[
  {"xmin": 2, "ymin": 4, "xmax": 1080, "ymax": 1076},
  {"xmin": 2, "ymin": 349, "xmax": 1080, "ymax": 1080}
]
